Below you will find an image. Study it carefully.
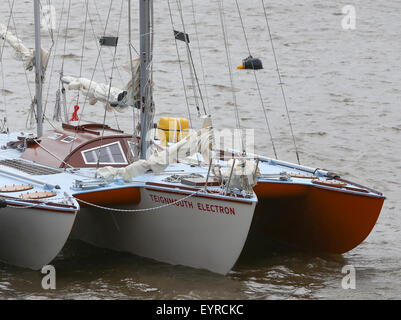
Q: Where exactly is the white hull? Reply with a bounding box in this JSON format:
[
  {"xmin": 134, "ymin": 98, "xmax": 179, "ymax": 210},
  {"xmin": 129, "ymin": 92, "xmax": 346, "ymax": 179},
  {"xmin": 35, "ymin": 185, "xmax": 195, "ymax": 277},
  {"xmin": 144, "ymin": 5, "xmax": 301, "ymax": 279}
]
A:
[
  {"xmin": 0, "ymin": 200, "xmax": 78, "ymax": 270},
  {"xmin": 72, "ymin": 187, "xmax": 256, "ymax": 275}
]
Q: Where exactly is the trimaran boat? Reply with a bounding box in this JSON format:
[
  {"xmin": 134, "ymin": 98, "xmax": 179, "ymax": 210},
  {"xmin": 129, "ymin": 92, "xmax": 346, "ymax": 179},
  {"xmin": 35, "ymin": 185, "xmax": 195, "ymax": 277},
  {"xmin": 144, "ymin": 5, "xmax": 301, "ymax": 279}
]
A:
[
  {"xmin": 0, "ymin": 0, "xmax": 385, "ymax": 275},
  {"xmin": 0, "ymin": 0, "xmax": 258, "ymax": 275}
]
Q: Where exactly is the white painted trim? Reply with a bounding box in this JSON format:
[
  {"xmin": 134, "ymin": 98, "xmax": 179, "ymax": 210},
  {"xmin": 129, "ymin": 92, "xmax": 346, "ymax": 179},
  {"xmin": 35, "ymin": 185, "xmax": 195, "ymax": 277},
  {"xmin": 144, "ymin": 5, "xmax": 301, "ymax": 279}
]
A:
[
  {"xmin": 47, "ymin": 133, "xmax": 63, "ymax": 140},
  {"xmin": 60, "ymin": 136, "xmax": 76, "ymax": 143},
  {"xmin": 81, "ymin": 141, "xmax": 128, "ymax": 165}
]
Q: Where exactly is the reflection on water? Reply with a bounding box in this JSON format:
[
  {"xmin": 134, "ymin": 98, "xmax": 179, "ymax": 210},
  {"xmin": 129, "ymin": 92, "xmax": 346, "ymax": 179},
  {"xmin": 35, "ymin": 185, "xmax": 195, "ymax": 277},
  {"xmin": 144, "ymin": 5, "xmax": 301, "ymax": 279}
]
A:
[{"xmin": 0, "ymin": 239, "xmax": 350, "ymax": 300}]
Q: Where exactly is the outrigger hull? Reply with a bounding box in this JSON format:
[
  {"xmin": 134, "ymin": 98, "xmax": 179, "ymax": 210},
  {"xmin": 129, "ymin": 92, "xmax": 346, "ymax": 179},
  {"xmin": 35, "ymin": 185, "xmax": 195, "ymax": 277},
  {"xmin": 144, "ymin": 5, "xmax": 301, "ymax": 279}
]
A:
[
  {"xmin": 252, "ymin": 180, "xmax": 385, "ymax": 254},
  {"xmin": 72, "ymin": 185, "xmax": 256, "ymax": 275},
  {"xmin": 0, "ymin": 198, "xmax": 78, "ymax": 270}
]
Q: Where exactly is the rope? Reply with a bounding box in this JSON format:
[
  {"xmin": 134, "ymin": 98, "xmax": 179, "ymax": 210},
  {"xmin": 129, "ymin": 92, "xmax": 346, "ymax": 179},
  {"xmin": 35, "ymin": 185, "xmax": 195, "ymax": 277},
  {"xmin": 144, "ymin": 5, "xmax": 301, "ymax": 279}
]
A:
[
  {"xmin": 234, "ymin": 0, "xmax": 278, "ymax": 160},
  {"xmin": 86, "ymin": 0, "xmax": 125, "ymax": 132},
  {"xmin": 65, "ymin": 0, "xmax": 117, "ymax": 156},
  {"xmin": 167, "ymin": 0, "xmax": 193, "ymax": 126},
  {"xmin": 261, "ymin": 0, "xmax": 301, "ymax": 164},
  {"xmin": 175, "ymin": 0, "xmax": 207, "ymax": 116},
  {"xmin": 0, "ymin": 0, "xmax": 14, "ymax": 60},
  {"xmin": 92, "ymin": 0, "xmax": 125, "ymax": 88},
  {"xmin": 216, "ymin": 0, "xmax": 245, "ymax": 155},
  {"xmin": 79, "ymin": 0, "xmax": 89, "ymax": 81},
  {"xmin": 0, "ymin": 0, "xmax": 14, "ymax": 132},
  {"xmin": 38, "ymin": 0, "xmax": 55, "ymax": 40},
  {"xmin": 94, "ymin": 0, "xmax": 124, "ymax": 174},
  {"xmin": 33, "ymin": 138, "xmax": 74, "ymax": 169},
  {"xmin": 76, "ymin": 190, "xmax": 201, "ymax": 213},
  {"xmin": 60, "ymin": 0, "xmax": 72, "ymax": 81},
  {"xmin": 6, "ymin": 0, "xmax": 34, "ymax": 103},
  {"xmin": 190, "ymin": 0, "xmax": 211, "ymax": 115},
  {"xmin": 43, "ymin": 0, "xmax": 66, "ymax": 122},
  {"xmin": 74, "ymin": 0, "xmax": 113, "ymax": 119},
  {"xmin": 128, "ymin": 0, "xmax": 140, "ymax": 148},
  {"xmin": 87, "ymin": 3, "xmax": 111, "ymax": 84}
]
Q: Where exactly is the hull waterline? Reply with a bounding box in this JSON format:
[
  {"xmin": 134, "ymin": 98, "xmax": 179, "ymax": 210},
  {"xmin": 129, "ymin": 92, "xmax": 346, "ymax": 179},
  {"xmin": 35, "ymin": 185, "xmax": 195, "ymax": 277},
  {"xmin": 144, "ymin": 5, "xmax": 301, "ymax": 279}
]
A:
[
  {"xmin": 0, "ymin": 199, "xmax": 78, "ymax": 270},
  {"xmin": 72, "ymin": 186, "xmax": 256, "ymax": 275}
]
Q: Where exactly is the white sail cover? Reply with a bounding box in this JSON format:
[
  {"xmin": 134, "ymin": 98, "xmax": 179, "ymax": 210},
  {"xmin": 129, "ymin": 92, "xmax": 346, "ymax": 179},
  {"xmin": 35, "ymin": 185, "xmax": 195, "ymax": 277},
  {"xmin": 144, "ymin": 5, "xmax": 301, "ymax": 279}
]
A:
[
  {"xmin": 97, "ymin": 115, "xmax": 258, "ymax": 190},
  {"xmin": 218, "ymin": 159, "xmax": 258, "ymax": 190},
  {"xmin": 0, "ymin": 23, "xmax": 49, "ymax": 71},
  {"xmin": 97, "ymin": 116, "xmax": 214, "ymax": 182},
  {"xmin": 61, "ymin": 59, "xmax": 140, "ymax": 112},
  {"xmin": 61, "ymin": 76, "xmax": 127, "ymax": 112}
]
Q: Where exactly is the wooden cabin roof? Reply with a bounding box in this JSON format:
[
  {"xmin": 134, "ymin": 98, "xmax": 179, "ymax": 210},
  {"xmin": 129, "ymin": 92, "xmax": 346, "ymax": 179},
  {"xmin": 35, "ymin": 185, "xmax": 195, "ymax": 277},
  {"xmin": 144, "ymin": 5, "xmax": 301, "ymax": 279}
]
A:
[{"xmin": 21, "ymin": 123, "xmax": 135, "ymax": 168}]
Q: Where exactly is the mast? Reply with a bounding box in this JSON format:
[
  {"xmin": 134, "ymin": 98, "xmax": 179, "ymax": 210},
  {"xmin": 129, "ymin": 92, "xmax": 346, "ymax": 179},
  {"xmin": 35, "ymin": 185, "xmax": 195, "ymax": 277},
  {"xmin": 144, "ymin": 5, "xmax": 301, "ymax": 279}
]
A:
[
  {"xmin": 139, "ymin": 0, "xmax": 153, "ymax": 159},
  {"xmin": 33, "ymin": 0, "xmax": 43, "ymax": 137}
]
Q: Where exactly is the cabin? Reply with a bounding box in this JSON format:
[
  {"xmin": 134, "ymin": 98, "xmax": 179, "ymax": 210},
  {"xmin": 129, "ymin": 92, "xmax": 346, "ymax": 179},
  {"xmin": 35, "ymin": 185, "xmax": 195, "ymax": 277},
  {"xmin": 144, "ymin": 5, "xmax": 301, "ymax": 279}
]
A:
[{"xmin": 21, "ymin": 123, "xmax": 138, "ymax": 168}]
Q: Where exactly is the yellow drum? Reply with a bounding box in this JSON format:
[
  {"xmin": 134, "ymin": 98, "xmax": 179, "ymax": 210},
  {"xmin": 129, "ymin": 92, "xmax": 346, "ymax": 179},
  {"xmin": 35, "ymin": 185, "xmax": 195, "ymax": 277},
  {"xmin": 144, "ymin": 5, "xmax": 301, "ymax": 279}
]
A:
[{"xmin": 157, "ymin": 117, "xmax": 190, "ymax": 146}]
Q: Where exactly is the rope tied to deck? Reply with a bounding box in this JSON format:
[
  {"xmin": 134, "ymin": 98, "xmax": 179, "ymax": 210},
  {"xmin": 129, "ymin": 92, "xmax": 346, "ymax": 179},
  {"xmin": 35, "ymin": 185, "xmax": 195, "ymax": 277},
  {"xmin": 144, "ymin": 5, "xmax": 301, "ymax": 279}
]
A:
[{"xmin": 75, "ymin": 189, "xmax": 201, "ymax": 213}]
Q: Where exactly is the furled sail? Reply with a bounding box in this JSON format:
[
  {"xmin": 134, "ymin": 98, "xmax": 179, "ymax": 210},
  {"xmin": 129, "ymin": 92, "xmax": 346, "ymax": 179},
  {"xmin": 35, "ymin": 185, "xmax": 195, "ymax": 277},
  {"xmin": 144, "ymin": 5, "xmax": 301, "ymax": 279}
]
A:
[
  {"xmin": 97, "ymin": 115, "xmax": 257, "ymax": 190},
  {"xmin": 61, "ymin": 58, "xmax": 140, "ymax": 112},
  {"xmin": 61, "ymin": 76, "xmax": 129, "ymax": 112},
  {"xmin": 218, "ymin": 159, "xmax": 258, "ymax": 190},
  {"xmin": 0, "ymin": 24, "xmax": 49, "ymax": 72}
]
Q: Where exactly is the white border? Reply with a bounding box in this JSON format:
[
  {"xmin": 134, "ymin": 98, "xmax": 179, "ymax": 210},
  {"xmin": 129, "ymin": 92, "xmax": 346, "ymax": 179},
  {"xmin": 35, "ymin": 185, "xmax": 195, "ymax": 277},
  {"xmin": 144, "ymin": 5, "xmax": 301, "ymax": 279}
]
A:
[
  {"xmin": 60, "ymin": 136, "xmax": 76, "ymax": 143},
  {"xmin": 127, "ymin": 140, "xmax": 136, "ymax": 158},
  {"xmin": 81, "ymin": 141, "xmax": 128, "ymax": 165},
  {"xmin": 47, "ymin": 133, "xmax": 63, "ymax": 140}
]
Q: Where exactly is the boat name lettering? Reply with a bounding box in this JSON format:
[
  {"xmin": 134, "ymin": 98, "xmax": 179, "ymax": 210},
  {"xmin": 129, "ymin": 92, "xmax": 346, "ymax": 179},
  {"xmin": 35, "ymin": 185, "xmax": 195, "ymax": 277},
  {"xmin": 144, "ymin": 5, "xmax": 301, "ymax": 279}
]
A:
[{"xmin": 149, "ymin": 194, "xmax": 235, "ymax": 215}]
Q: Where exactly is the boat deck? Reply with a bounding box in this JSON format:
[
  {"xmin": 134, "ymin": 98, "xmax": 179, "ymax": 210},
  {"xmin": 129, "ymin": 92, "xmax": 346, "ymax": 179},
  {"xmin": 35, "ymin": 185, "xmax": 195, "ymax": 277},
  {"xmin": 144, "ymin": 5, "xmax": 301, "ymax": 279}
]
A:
[
  {"xmin": 0, "ymin": 133, "xmax": 257, "ymax": 205},
  {"xmin": 0, "ymin": 132, "xmax": 382, "ymax": 205}
]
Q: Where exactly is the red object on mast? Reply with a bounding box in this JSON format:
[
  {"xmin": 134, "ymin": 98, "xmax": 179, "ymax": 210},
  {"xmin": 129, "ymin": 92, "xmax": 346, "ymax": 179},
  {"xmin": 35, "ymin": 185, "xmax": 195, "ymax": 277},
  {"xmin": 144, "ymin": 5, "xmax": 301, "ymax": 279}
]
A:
[{"xmin": 70, "ymin": 105, "xmax": 79, "ymax": 121}]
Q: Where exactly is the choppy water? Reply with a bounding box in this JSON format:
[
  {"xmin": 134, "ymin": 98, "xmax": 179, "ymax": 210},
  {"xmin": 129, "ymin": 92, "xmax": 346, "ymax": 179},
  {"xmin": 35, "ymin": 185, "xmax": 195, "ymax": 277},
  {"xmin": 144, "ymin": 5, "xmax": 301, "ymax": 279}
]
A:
[{"xmin": 0, "ymin": 0, "xmax": 400, "ymax": 300}]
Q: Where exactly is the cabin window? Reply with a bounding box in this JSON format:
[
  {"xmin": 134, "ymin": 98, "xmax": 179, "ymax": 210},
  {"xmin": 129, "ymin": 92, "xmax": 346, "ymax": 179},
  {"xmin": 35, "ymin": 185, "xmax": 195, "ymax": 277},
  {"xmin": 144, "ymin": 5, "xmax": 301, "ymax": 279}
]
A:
[
  {"xmin": 61, "ymin": 136, "xmax": 76, "ymax": 143},
  {"xmin": 128, "ymin": 141, "xmax": 137, "ymax": 157},
  {"xmin": 48, "ymin": 133, "xmax": 63, "ymax": 140},
  {"xmin": 81, "ymin": 141, "xmax": 127, "ymax": 165}
]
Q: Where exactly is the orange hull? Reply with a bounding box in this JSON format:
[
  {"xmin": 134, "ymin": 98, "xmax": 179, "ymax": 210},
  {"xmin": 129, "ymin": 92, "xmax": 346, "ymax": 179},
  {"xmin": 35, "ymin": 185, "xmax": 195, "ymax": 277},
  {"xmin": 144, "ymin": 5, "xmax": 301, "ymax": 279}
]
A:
[
  {"xmin": 252, "ymin": 182, "xmax": 385, "ymax": 254},
  {"xmin": 74, "ymin": 187, "xmax": 141, "ymax": 207}
]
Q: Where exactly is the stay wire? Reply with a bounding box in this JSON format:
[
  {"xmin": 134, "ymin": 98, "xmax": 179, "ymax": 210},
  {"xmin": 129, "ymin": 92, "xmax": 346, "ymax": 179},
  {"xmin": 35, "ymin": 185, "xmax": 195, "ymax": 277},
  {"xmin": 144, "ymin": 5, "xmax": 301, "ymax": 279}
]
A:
[
  {"xmin": 234, "ymin": 0, "xmax": 278, "ymax": 160},
  {"xmin": 167, "ymin": 0, "xmax": 193, "ymax": 127},
  {"xmin": 43, "ymin": 0, "xmax": 66, "ymax": 122},
  {"xmin": 128, "ymin": 0, "xmax": 139, "ymax": 143},
  {"xmin": 0, "ymin": 0, "xmax": 16, "ymax": 131},
  {"xmin": 261, "ymin": 0, "xmax": 300, "ymax": 164},
  {"xmin": 190, "ymin": 0, "xmax": 211, "ymax": 115},
  {"xmin": 216, "ymin": 0, "xmax": 245, "ymax": 155},
  {"xmin": 6, "ymin": 0, "xmax": 33, "ymax": 103},
  {"xmin": 92, "ymin": 0, "xmax": 125, "ymax": 88},
  {"xmin": 94, "ymin": 0, "xmax": 124, "ymax": 174},
  {"xmin": 175, "ymin": 0, "xmax": 207, "ymax": 116},
  {"xmin": 35, "ymin": 0, "xmax": 56, "ymax": 127},
  {"xmin": 66, "ymin": 0, "xmax": 115, "ymax": 156}
]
